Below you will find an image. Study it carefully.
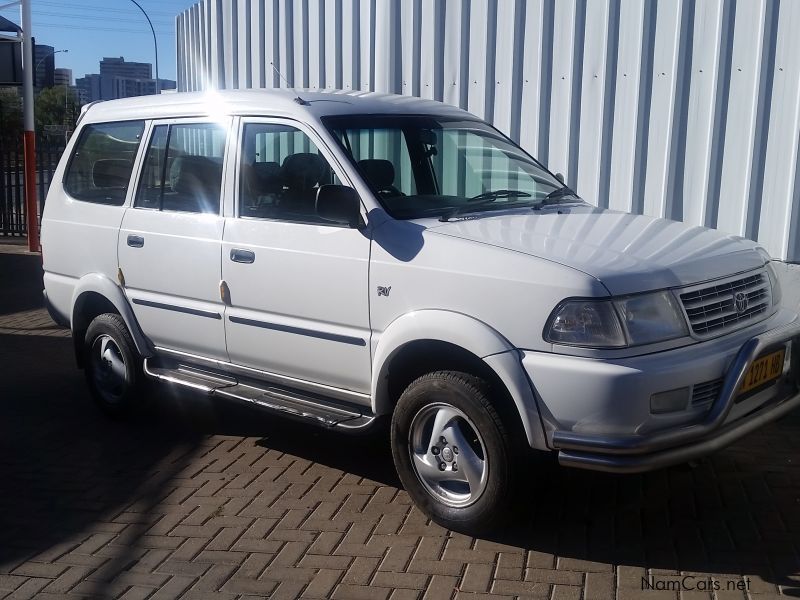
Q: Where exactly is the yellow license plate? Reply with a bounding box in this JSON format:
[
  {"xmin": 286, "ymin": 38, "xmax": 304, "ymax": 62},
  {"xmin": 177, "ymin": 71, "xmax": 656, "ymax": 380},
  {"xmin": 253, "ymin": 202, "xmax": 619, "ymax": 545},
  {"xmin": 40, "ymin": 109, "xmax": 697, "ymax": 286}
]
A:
[{"xmin": 739, "ymin": 348, "xmax": 785, "ymax": 395}]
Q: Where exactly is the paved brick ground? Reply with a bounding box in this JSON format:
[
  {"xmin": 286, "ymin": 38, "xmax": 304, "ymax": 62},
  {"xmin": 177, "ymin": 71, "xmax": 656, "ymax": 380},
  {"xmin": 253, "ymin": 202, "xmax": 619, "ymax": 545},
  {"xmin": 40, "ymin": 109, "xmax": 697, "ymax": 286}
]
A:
[{"xmin": 1, "ymin": 245, "xmax": 800, "ymax": 599}]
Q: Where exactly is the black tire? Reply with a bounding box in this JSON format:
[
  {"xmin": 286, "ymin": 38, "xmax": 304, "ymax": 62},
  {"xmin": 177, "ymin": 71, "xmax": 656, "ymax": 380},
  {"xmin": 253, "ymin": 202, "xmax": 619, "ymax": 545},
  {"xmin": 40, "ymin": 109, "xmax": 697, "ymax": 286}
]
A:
[
  {"xmin": 83, "ymin": 313, "xmax": 144, "ymax": 418},
  {"xmin": 391, "ymin": 371, "xmax": 520, "ymax": 533}
]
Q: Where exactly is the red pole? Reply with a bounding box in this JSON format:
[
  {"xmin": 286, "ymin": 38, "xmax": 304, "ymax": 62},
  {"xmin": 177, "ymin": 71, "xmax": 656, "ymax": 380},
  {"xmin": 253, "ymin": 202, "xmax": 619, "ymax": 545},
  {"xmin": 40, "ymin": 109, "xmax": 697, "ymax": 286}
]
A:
[
  {"xmin": 23, "ymin": 130, "xmax": 38, "ymax": 252},
  {"xmin": 21, "ymin": 0, "xmax": 39, "ymax": 253}
]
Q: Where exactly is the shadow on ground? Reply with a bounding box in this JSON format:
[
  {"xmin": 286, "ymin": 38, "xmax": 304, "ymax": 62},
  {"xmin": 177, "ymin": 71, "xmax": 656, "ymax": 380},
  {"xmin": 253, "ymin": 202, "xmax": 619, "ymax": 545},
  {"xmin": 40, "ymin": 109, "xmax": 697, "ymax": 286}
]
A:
[
  {"xmin": 0, "ymin": 252, "xmax": 45, "ymax": 316},
  {"xmin": 0, "ymin": 333, "xmax": 205, "ymax": 569},
  {"xmin": 0, "ymin": 328, "xmax": 395, "ymax": 572}
]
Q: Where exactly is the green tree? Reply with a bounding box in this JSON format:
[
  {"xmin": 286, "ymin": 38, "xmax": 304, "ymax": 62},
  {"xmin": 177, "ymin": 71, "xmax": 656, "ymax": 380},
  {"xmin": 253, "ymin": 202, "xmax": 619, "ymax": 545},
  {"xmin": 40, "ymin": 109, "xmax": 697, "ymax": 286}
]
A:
[{"xmin": 35, "ymin": 85, "xmax": 80, "ymax": 134}]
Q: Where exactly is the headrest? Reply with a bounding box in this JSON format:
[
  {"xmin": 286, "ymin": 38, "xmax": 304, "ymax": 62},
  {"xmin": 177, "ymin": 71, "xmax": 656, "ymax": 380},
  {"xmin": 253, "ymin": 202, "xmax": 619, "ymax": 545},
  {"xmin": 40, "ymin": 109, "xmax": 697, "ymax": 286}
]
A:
[
  {"xmin": 92, "ymin": 158, "xmax": 132, "ymax": 189},
  {"xmin": 245, "ymin": 161, "xmax": 281, "ymax": 195},
  {"xmin": 358, "ymin": 159, "xmax": 395, "ymax": 189},
  {"xmin": 281, "ymin": 153, "xmax": 328, "ymax": 189},
  {"xmin": 170, "ymin": 156, "xmax": 222, "ymax": 195},
  {"xmin": 169, "ymin": 155, "xmax": 223, "ymax": 213}
]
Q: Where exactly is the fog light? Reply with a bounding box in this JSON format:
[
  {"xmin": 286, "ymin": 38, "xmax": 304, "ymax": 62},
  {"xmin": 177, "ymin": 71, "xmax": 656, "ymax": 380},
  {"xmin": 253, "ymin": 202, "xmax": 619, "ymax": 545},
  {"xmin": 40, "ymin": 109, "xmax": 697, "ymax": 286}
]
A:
[{"xmin": 650, "ymin": 387, "xmax": 691, "ymax": 414}]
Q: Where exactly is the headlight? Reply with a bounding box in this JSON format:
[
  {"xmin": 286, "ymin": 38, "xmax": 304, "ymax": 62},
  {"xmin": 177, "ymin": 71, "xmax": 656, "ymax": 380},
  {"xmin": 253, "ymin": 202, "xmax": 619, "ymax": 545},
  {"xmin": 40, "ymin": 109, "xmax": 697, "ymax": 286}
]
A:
[
  {"xmin": 765, "ymin": 261, "xmax": 783, "ymax": 307},
  {"xmin": 614, "ymin": 291, "xmax": 689, "ymax": 345},
  {"xmin": 546, "ymin": 301, "xmax": 626, "ymax": 347},
  {"xmin": 546, "ymin": 291, "xmax": 689, "ymax": 348}
]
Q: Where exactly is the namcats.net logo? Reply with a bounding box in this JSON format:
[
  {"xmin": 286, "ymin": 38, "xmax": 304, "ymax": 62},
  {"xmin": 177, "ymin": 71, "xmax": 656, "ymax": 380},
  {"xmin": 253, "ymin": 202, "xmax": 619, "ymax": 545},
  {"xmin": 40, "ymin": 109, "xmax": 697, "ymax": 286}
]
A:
[{"xmin": 642, "ymin": 575, "xmax": 751, "ymax": 592}]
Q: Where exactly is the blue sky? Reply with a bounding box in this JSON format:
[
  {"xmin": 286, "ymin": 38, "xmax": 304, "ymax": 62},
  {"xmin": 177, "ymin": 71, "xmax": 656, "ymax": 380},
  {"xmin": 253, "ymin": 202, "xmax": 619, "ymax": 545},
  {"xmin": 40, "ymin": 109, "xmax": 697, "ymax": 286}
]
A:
[{"xmin": 0, "ymin": 0, "xmax": 198, "ymax": 83}]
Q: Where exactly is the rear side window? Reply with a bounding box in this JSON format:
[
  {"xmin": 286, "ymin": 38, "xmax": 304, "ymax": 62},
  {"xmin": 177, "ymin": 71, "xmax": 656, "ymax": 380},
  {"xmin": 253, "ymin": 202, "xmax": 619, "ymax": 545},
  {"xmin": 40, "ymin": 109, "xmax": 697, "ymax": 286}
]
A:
[
  {"xmin": 63, "ymin": 121, "xmax": 144, "ymax": 205},
  {"xmin": 135, "ymin": 122, "xmax": 227, "ymax": 214}
]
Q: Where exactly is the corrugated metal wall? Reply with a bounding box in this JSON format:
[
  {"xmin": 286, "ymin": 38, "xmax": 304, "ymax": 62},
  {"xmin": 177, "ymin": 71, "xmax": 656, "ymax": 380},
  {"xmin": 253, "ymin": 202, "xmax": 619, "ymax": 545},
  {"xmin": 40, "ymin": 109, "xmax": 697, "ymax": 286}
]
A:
[{"xmin": 176, "ymin": 0, "xmax": 800, "ymax": 261}]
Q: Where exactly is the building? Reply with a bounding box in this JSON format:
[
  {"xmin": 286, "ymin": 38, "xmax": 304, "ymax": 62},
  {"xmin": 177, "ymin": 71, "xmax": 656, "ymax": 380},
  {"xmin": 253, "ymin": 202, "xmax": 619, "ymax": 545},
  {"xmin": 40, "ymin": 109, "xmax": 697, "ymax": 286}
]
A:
[
  {"xmin": 54, "ymin": 67, "xmax": 72, "ymax": 87},
  {"xmin": 110, "ymin": 76, "xmax": 176, "ymax": 97},
  {"xmin": 158, "ymin": 78, "xmax": 177, "ymax": 92},
  {"xmin": 99, "ymin": 57, "xmax": 150, "ymax": 100},
  {"xmin": 33, "ymin": 43, "xmax": 54, "ymax": 89},
  {"xmin": 75, "ymin": 73, "xmax": 101, "ymax": 104},
  {"xmin": 75, "ymin": 58, "xmax": 176, "ymax": 102},
  {"xmin": 176, "ymin": 0, "xmax": 800, "ymax": 262},
  {"xmin": 111, "ymin": 76, "xmax": 156, "ymax": 98}
]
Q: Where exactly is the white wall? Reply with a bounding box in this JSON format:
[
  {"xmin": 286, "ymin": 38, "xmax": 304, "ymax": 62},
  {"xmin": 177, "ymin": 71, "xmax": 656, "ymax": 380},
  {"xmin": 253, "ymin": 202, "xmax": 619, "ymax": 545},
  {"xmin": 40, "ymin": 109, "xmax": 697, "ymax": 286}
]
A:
[{"xmin": 176, "ymin": 0, "xmax": 800, "ymax": 261}]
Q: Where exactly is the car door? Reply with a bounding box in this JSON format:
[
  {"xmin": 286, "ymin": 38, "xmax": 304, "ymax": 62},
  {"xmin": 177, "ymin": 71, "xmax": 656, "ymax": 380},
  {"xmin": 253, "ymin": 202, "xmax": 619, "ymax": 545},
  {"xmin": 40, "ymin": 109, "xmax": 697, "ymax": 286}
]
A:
[
  {"xmin": 119, "ymin": 118, "xmax": 231, "ymax": 361},
  {"xmin": 222, "ymin": 118, "xmax": 372, "ymax": 395}
]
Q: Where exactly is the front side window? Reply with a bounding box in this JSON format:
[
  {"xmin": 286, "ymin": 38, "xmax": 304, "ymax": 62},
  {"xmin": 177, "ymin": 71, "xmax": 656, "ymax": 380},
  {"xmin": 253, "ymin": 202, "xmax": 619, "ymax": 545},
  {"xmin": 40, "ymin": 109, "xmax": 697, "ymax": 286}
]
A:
[
  {"xmin": 63, "ymin": 120, "xmax": 144, "ymax": 205},
  {"xmin": 135, "ymin": 122, "xmax": 227, "ymax": 214},
  {"xmin": 238, "ymin": 123, "xmax": 340, "ymax": 223},
  {"xmin": 325, "ymin": 115, "xmax": 569, "ymax": 220}
]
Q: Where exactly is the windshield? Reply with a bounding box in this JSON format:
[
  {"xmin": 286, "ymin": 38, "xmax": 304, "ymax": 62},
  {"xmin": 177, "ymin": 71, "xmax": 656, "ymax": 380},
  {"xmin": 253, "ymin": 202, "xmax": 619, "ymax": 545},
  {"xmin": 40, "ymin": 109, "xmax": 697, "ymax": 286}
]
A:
[{"xmin": 323, "ymin": 115, "xmax": 575, "ymax": 220}]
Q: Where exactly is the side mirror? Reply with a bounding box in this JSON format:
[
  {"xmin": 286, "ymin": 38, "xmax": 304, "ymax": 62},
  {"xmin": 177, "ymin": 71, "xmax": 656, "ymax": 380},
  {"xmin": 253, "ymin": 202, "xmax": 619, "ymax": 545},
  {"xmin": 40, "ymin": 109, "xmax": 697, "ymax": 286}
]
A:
[
  {"xmin": 555, "ymin": 172, "xmax": 565, "ymax": 183},
  {"xmin": 316, "ymin": 184, "xmax": 362, "ymax": 228}
]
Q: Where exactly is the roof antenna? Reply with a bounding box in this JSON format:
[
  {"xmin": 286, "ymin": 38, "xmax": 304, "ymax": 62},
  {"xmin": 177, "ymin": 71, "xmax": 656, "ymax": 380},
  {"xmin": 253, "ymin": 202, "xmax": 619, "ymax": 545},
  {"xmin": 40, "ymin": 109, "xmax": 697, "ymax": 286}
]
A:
[{"xmin": 270, "ymin": 62, "xmax": 310, "ymax": 106}]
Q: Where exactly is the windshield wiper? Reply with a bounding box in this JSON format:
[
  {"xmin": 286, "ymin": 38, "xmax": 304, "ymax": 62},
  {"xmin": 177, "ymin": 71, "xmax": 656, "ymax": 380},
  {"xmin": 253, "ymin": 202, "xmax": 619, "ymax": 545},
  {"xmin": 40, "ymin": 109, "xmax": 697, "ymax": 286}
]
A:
[
  {"xmin": 534, "ymin": 185, "xmax": 580, "ymax": 209},
  {"xmin": 439, "ymin": 190, "xmax": 532, "ymax": 222}
]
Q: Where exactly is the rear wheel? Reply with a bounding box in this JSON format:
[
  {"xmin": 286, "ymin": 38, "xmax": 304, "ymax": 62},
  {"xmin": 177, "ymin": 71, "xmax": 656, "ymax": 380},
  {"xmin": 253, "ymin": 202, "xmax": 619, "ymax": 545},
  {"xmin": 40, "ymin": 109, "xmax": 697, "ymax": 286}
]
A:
[
  {"xmin": 391, "ymin": 371, "xmax": 520, "ymax": 533},
  {"xmin": 83, "ymin": 313, "xmax": 143, "ymax": 418}
]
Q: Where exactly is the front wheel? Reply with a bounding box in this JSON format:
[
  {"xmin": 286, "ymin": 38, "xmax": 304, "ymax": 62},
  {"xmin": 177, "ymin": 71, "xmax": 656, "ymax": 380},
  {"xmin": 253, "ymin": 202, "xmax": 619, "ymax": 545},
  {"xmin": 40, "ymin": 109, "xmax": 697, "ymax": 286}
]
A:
[
  {"xmin": 83, "ymin": 313, "xmax": 144, "ymax": 418},
  {"xmin": 391, "ymin": 371, "xmax": 520, "ymax": 533}
]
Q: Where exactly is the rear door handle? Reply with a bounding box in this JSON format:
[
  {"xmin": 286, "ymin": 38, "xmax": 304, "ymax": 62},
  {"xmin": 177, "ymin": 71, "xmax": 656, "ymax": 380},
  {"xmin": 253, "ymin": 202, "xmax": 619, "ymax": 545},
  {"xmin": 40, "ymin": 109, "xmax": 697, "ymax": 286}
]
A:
[
  {"xmin": 127, "ymin": 234, "xmax": 144, "ymax": 248},
  {"xmin": 230, "ymin": 248, "xmax": 255, "ymax": 264}
]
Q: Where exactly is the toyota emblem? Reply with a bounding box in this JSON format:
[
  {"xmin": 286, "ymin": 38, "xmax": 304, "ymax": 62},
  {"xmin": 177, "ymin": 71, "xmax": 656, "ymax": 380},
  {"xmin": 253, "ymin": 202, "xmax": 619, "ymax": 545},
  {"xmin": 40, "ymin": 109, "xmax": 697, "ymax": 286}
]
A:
[{"xmin": 733, "ymin": 291, "xmax": 749, "ymax": 314}]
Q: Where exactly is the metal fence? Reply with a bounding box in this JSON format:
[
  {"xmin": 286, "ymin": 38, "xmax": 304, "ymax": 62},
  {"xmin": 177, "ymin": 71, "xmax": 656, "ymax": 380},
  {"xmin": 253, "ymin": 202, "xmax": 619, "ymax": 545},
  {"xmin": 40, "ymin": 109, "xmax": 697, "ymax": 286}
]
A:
[
  {"xmin": 176, "ymin": 0, "xmax": 800, "ymax": 262},
  {"xmin": 0, "ymin": 136, "xmax": 64, "ymax": 237}
]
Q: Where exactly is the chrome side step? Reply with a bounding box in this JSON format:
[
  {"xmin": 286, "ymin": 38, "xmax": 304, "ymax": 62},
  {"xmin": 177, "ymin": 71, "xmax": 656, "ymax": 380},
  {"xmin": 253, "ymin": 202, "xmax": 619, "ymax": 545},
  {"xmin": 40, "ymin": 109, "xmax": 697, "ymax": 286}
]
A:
[
  {"xmin": 143, "ymin": 357, "xmax": 376, "ymax": 430},
  {"xmin": 144, "ymin": 360, "xmax": 238, "ymax": 392}
]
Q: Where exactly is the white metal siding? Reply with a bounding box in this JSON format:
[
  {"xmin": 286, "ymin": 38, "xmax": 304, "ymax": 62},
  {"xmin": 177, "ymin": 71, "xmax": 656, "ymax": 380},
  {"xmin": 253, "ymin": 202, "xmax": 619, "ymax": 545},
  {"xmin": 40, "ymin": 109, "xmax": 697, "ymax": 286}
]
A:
[{"xmin": 176, "ymin": 0, "xmax": 800, "ymax": 261}]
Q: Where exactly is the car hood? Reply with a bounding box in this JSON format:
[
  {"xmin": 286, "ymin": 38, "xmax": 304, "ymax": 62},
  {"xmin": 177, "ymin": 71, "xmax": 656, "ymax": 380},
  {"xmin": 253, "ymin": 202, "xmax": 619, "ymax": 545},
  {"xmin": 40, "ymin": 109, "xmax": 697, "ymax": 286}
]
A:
[{"xmin": 426, "ymin": 205, "xmax": 765, "ymax": 295}]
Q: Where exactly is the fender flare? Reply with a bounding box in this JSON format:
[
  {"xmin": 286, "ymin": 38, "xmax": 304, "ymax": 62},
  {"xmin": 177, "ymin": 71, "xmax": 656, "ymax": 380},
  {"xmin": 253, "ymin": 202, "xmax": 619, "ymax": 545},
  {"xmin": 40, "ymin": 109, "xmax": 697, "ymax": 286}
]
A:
[
  {"xmin": 371, "ymin": 310, "xmax": 547, "ymax": 449},
  {"xmin": 70, "ymin": 273, "xmax": 153, "ymax": 358}
]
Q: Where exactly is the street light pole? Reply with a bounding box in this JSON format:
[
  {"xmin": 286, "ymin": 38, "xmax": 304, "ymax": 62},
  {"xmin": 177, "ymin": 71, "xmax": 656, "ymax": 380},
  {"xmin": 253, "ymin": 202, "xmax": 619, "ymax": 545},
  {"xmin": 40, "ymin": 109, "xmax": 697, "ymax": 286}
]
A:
[
  {"xmin": 21, "ymin": 0, "xmax": 38, "ymax": 252},
  {"xmin": 128, "ymin": 0, "xmax": 159, "ymax": 93},
  {"xmin": 34, "ymin": 47, "xmax": 67, "ymax": 73}
]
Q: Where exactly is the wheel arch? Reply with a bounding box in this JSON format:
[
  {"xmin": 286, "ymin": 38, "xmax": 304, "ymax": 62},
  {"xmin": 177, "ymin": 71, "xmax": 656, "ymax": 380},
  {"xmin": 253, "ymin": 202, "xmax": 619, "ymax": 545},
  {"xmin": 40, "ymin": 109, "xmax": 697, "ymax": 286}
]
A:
[
  {"xmin": 371, "ymin": 310, "xmax": 548, "ymax": 449},
  {"xmin": 70, "ymin": 273, "xmax": 153, "ymax": 366}
]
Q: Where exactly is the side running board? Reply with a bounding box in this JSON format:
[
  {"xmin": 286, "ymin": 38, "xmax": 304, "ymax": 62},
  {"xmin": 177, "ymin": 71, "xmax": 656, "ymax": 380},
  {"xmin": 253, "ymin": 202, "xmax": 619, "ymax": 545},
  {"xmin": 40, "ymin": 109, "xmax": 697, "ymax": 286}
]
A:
[{"xmin": 143, "ymin": 358, "xmax": 376, "ymax": 430}]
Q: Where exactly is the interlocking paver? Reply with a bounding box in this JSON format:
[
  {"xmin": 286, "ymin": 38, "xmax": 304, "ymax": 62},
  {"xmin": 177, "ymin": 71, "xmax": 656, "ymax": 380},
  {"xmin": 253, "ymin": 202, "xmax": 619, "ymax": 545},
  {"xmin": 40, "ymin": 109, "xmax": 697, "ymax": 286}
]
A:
[
  {"xmin": 332, "ymin": 583, "xmax": 392, "ymax": 599},
  {"xmin": 460, "ymin": 563, "xmax": 494, "ymax": 592},
  {"xmin": 1, "ymin": 244, "xmax": 800, "ymax": 599},
  {"xmin": 371, "ymin": 570, "xmax": 430, "ymax": 590},
  {"xmin": 303, "ymin": 568, "xmax": 344, "ymax": 598}
]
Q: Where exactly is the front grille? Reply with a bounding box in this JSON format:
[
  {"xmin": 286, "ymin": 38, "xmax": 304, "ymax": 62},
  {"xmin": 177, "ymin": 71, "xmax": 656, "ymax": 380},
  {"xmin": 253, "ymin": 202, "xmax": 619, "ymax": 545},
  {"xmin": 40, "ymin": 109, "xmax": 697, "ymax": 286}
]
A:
[
  {"xmin": 691, "ymin": 379, "xmax": 723, "ymax": 408},
  {"xmin": 680, "ymin": 271, "xmax": 771, "ymax": 337}
]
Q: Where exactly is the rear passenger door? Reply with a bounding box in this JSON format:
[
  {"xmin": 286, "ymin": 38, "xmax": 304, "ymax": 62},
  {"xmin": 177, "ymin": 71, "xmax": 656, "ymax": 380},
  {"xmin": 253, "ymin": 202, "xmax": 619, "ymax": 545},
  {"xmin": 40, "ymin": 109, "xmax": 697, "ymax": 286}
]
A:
[
  {"xmin": 119, "ymin": 118, "xmax": 231, "ymax": 361},
  {"xmin": 221, "ymin": 118, "xmax": 372, "ymax": 395}
]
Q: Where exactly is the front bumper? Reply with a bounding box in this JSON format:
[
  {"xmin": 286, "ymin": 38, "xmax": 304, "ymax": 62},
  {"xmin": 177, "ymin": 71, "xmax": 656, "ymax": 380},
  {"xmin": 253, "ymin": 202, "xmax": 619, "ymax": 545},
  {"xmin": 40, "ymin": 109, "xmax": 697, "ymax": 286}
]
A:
[{"xmin": 523, "ymin": 314, "xmax": 800, "ymax": 473}]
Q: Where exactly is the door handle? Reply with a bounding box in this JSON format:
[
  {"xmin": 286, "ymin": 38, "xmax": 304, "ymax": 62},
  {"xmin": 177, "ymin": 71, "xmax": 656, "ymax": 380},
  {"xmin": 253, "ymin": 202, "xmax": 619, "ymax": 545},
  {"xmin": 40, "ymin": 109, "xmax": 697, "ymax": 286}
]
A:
[
  {"xmin": 127, "ymin": 234, "xmax": 144, "ymax": 248},
  {"xmin": 230, "ymin": 248, "xmax": 255, "ymax": 264}
]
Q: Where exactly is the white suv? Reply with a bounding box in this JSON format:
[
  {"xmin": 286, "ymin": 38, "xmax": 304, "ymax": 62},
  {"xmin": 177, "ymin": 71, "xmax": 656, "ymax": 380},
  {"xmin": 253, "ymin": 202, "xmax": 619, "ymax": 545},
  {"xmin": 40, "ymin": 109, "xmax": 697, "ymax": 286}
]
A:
[{"xmin": 42, "ymin": 89, "xmax": 800, "ymax": 532}]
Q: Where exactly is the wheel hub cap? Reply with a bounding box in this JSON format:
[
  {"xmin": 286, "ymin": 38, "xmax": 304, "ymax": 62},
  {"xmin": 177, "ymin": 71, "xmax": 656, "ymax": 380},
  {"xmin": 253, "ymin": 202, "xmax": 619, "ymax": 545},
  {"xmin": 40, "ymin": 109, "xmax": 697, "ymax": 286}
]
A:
[
  {"xmin": 408, "ymin": 402, "xmax": 488, "ymax": 508},
  {"xmin": 91, "ymin": 334, "xmax": 127, "ymax": 404}
]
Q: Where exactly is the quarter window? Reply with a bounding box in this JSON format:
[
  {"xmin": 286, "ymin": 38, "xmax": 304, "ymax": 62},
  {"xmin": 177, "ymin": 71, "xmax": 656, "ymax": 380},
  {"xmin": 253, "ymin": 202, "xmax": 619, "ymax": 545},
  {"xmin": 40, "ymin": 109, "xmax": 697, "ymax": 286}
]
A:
[
  {"xmin": 63, "ymin": 121, "xmax": 144, "ymax": 205},
  {"xmin": 239, "ymin": 123, "xmax": 340, "ymax": 223},
  {"xmin": 135, "ymin": 122, "xmax": 227, "ymax": 214}
]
